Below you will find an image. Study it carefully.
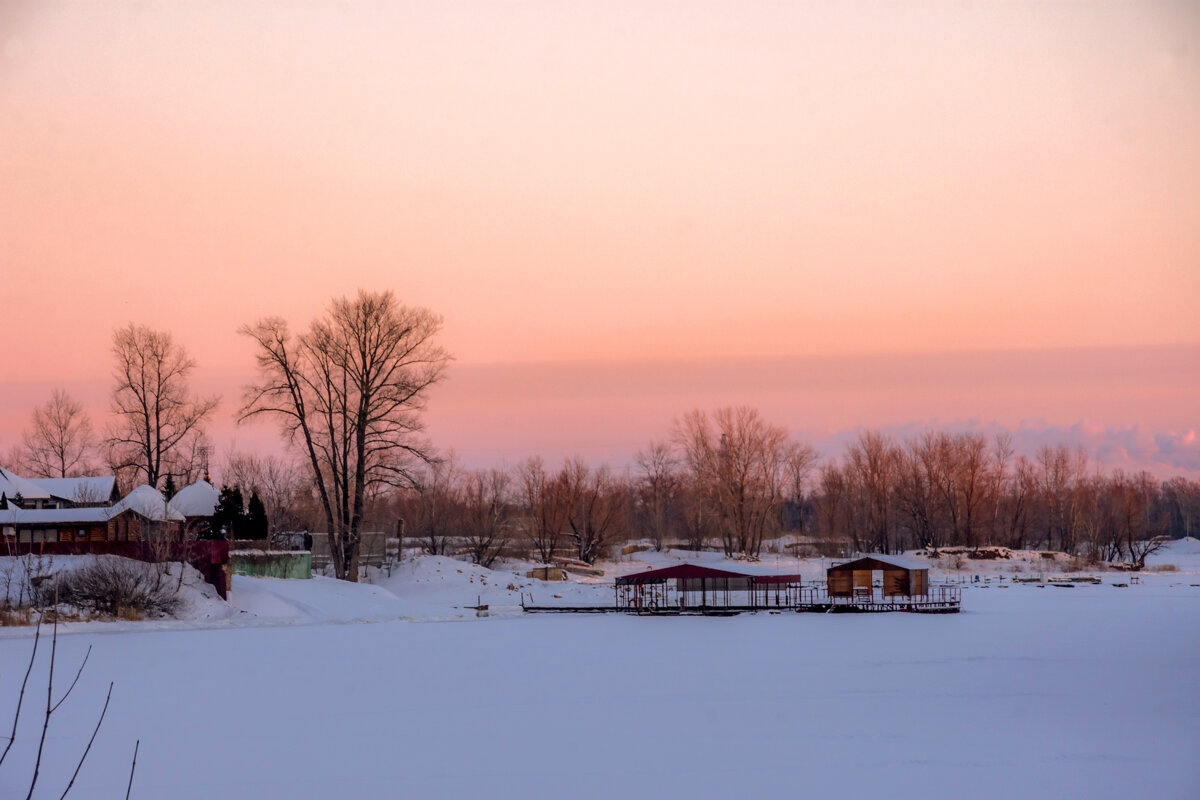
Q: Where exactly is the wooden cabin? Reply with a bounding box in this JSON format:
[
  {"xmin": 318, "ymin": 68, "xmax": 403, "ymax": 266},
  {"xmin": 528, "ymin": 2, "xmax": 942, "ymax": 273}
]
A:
[
  {"xmin": 1, "ymin": 484, "xmax": 184, "ymax": 546},
  {"xmin": 827, "ymin": 555, "xmax": 929, "ymax": 600}
]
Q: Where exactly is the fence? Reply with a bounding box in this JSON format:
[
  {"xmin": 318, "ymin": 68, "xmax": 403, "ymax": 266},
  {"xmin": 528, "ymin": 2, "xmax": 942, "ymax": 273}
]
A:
[{"xmin": 231, "ymin": 550, "xmax": 312, "ymax": 579}]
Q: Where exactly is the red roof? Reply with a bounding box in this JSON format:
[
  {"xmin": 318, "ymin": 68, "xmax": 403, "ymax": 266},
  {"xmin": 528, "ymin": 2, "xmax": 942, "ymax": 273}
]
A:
[
  {"xmin": 752, "ymin": 574, "xmax": 804, "ymax": 584},
  {"xmin": 615, "ymin": 564, "xmax": 757, "ymax": 585}
]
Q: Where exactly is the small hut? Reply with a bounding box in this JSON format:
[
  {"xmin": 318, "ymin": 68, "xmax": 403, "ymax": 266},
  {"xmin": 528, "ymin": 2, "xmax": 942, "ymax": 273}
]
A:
[{"xmin": 826, "ymin": 555, "xmax": 929, "ymax": 602}]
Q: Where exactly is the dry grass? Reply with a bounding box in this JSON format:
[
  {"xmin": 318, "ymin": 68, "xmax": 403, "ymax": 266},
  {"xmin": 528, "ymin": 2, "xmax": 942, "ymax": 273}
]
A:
[
  {"xmin": 40, "ymin": 607, "xmax": 93, "ymax": 623},
  {"xmin": 0, "ymin": 607, "xmax": 34, "ymax": 626},
  {"xmin": 1148, "ymin": 564, "xmax": 1178, "ymax": 572}
]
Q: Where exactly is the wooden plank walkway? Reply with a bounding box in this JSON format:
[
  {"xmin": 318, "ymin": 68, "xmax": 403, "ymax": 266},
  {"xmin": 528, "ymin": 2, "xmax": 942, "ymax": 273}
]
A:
[{"xmin": 522, "ymin": 600, "xmax": 960, "ymax": 615}]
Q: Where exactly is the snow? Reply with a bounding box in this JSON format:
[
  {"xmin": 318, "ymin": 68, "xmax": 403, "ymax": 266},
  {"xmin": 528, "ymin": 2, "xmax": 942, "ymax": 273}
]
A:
[
  {"xmin": 0, "ymin": 506, "xmax": 112, "ymax": 525},
  {"xmin": 109, "ymin": 484, "xmax": 184, "ymax": 521},
  {"xmin": 2, "ymin": 542, "xmax": 1198, "ymax": 798},
  {"xmin": 844, "ymin": 552, "xmax": 928, "ymax": 570},
  {"xmin": 26, "ymin": 476, "xmax": 116, "ymax": 503},
  {"xmin": 1151, "ymin": 535, "xmax": 1200, "ymax": 557},
  {"xmin": 0, "ymin": 466, "xmax": 52, "ymax": 500},
  {"xmin": 169, "ymin": 480, "xmax": 219, "ymax": 517}
]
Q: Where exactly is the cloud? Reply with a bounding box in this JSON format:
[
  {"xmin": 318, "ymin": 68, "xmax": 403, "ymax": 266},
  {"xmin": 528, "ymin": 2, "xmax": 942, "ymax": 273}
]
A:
[
  {"xmin": 1152, "ymin": 429, "xmax": 1200, "ymax": 472},
  {"xmin": 811, "ymin": 420, "xmax": 1200, "ymax": 479}
]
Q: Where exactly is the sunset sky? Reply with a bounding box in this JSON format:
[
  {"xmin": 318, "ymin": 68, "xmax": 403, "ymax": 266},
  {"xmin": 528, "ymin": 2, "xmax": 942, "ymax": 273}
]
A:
[{"xmin": 1, "ymin": 1, "xmax": 1197, "ymax": 475}]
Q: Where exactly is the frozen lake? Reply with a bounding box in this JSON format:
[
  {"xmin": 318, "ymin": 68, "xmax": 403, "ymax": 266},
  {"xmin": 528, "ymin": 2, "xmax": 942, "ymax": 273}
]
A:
[{"xmin": 2, "ymin": 579, "xmax": 1197, "ymax": 799}]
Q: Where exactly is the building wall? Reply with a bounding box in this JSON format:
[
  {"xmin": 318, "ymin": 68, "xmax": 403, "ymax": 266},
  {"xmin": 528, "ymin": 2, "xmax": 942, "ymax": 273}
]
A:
[
  {"xmin": 828, "ymin": 571, "xmax": 853, "ymax": 597},
  {"xmin": 883, "ymin": 570, "xmax": 910, "ymax": 597}
]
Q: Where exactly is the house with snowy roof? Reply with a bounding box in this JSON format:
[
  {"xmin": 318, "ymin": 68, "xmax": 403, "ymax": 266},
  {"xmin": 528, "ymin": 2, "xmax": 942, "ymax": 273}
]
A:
[
  {"xmin": 1, "ymin": 481, "xmax": 184, "ymax": 545},
  {"xmin": 0, "ymin": 467, "xmax": 120, "ymax": 510},
  {"xmin": 28, "ymin": 476, "xmax": 121, "ymax": 507}
]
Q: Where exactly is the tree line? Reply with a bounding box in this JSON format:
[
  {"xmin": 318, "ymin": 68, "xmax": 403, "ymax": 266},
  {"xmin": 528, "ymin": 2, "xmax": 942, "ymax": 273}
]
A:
[
  {"xmin": 377, "ymin": 413, "xmax": 1198, "ymax": 571},
  {"xmin": 8, "ymin": 290, "xmax": 1199, "ymax": 580}
]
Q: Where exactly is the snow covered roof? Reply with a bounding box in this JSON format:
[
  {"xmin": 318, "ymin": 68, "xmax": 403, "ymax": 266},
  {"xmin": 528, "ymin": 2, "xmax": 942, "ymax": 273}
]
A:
[
  {"xmin": 0, "ymin": 506, "xmax": 112, "ymax": 526},
  {"xmin": 110, "ymin": 484, "xmax": 185, "ymax": 522},
  {"xmin": 829, "ymin": 554, "xmax": 928, "ymax": 572},
  {"xmin": 27, "ymin": 476, "xmax": 117, "ymax": 504},
  {"xmin": 169, "ymin": 480, "xmax": 219, "ymax": 518},
  {"xmin": 0, "ymin": 483, "xmax": 194, "ymax": 526},
  {"xmin": 0, "ymin": 466, "xmax": 52, "ymax": 501}
]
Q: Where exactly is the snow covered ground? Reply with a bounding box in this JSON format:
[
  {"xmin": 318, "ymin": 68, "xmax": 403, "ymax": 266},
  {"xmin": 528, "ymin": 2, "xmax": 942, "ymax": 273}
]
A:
[{"xmin": 2, "ymin": 541, "xmax": 1198, "ymax": 798}]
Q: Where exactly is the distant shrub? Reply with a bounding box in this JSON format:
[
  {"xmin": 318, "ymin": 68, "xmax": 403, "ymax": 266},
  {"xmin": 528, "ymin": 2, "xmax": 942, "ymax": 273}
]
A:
[
  {"xmin": 968, "ymin": 548, "xmax": 1010, "ymax": 560},
  {"xmin": 1149, "ymin": 564, "xmax": 1178, "ymax": 573},
  {"xmin": 43, "ymin": 557, "xmax": 181, "ymax": 619}
]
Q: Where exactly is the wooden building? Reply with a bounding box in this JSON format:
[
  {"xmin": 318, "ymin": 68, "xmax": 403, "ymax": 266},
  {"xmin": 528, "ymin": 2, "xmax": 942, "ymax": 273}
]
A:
[
  {"xmin": 1, "ymin": 484, "xmax": 184, "ymax": 545},
  {"xmin": 0, "ymin": 468, "xmax": 121, "ymax": 510},
  {"xmin": 827, "ymin": 555, "xmax": 929, "ymax": 600}
]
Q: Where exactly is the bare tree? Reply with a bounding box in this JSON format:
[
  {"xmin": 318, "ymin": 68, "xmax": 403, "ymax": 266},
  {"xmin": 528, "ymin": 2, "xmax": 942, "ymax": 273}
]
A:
[
  {"xmin": 21, "ymin": 389, "xmax": 97, "ymax": 479},
  {"xmin": 1161, "ymin": 476, "xmax": 1200, "ymax": 539},
  {"xmin": 952, "ymin": 433, "xmax": 991, "ymax": 550},
  {"xmin": 804, "ymin": 428, "xmax": 1198, "ymax": 558},
  {"xmin": 843, "ymin": 431, "xmax": 899, "ymax": 554},
  {"xmin": 517, "ymin": 457, "xmax": 570, "ymax": 564},
  {"xmin": 1036, "ymin": 444, "xmax": 1089, "ymax": 553},
  {"xmin": 560, "ymin": 459, "xmax": 628, "ymax": 564},
  {"xmin": 239, "ymin": 291, "xmax": 450, "ymax": 580},
  {"xmin": 783, "ymin": 441, "xmax": 818, "ymax": 534},
  {"xmin": 400, "ymin": 457, "xmax": 463, "ymax": 556},
  {"xmin": 674, "ymin": 407, "xmax": 788, "ymax": 558},
  {"xmin": 106, "ymin": 325, "xmax": 218, "ymax": 488},
  {"xmin": 461, "ymin": 468, "xmax": 512, "ymax": 568},
  {"xmin": 894, "ymin": 437, "xmax": 943, "ymax": 552},
  {"xmin": 2, "ymin": 443, "xmax": 27, "ymax": 475},
  {"xmin": 815, "ymin": 464, "xmax": 850, "ymax": 551},
  {"xmin": 634, "ymin": 441, "xmax": 679, "ymax": 550},
  {"xmin": 998, "ymin": 455, "xmax": 1038, "ymax": 550},
  {"xmin": 915, "ymin": 432, "xmax": 991, "ymax": 552},
  {"xmin": 162, "ymin": 430, "xmax": 213, "ymax": 487},
  {"xmin": 1115, "ymin": 471, "xmax": 1168, "ymax": 569}
]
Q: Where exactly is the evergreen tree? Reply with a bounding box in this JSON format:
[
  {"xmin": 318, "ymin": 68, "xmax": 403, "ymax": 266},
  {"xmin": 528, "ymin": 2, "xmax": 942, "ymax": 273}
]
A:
[
  {"xmin": 246, "ymin": 490, "xmax": 269, "ymax": 540},
  {"xmin": 212, "ymin": 485, "xmax": 246, "ymax": 539},
  {"xmin": 163, "ymin": 473, "xmax": 178, "ymax": 501}
]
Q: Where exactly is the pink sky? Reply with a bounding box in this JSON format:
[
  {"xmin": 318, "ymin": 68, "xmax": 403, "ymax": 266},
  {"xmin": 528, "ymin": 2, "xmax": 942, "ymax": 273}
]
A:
[{"xmin": 1, "ymin": 2, "xmax": 1197, "ymax": 474}]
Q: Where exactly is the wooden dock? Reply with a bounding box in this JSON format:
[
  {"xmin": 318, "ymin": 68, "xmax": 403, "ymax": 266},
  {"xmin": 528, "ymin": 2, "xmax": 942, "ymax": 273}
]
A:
[
  {"xmin": 522, "ymin": 598, "xmax": 961, "ymax": 615},
  {"xmin": 522, "ymin": 565, "xmax": 961, "ymax": 615}
]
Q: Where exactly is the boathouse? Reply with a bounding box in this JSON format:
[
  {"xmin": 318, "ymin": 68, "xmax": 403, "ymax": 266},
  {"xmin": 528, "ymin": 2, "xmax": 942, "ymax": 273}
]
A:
[
  {"xmin": 827, "ymin": 555, "xmax": 929, "ymax": 600},
  {"xmin": 525, "ymin": 558, "xmax": 957, "ymax": 615},
  {"xmin": 615, "ymin": 564, "xmax": 756, "ymax": 611}
]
